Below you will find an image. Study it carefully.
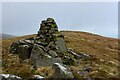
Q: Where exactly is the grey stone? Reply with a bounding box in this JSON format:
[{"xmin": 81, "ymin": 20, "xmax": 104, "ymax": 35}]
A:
[
  {"xmin": 48, "ymin": 50, "xmax": 58, "ymax": 57},
  {"xmin": 69, "ymin": 51, "xmax": 83, "ymax": 59},
  {"xmin": 9, "ymin": 41, "xmax": 20, "ymax": 54},
  {"xmin": 44, "ymin": 46, "xmax": 50, "ymax": 52},
  {"xmin": 18, "ymin": 39, "xmax": 26, "ymax": 44},
  {"xmin": 30, "ymin": 44, "xmax": 62, "ymax": 67},
  {"xmin": 35, "ymin": 41, "xmax": 48, "ymax": 46},
  {"xmin": 55, "ymin": 37, "xmax": 67, "ymax": 52},
  {"xmin": 24, "ymin": 39, "xmax": 34, "ymax": 44},
  {"xmin": 62, "ymin": 55, "xmax": 76, "ymax": 65},
  {"xmin": 52, "ymin": 63, "xmax": 74, "ymax": 78},
  {"xmin": 34, "ymin": 56, "xmax": 62, "ymax": 67},
  {"xmin": 78, "ymin": 52, "xmax": 90, "ymax": 59},
  {"xmin": 33, "ymin": 75, "xmax": 45, "ymax": 79},
  {"xmin": 18, "ymin": 45, "xmax": 32, "ymax": 60},
  {"xmin": 30, "ymin": 44, "xmax": 45, "ymax": 64}
]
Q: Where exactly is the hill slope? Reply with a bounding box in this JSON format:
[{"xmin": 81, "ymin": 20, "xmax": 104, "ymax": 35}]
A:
[
  {"xmin": 2, "ymin": 31, "xmax": 119, "ymax": 78},
  {"xmin": 0, "ymin": 33, "xmax": 15, "ymax": 39}
]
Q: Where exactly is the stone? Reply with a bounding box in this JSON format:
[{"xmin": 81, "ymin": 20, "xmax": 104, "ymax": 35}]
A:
[
  {"xmin": 30, "ymin": 44, "xmax": 45, "ymax": 64},
  {"xmin": 52, "ymin": 63, "xmax": 74, "ymax": 78},
  {"xmin": 62, "ymin": 55, "xmax": 76, "ymax": 65},
  {"xmin": 83, "ymin": 66, "xmax": 92, "ymax": 72},
  {"xmin": 24, "ymin": 39, "xmax": 34, "ymax": 44},
  {"xmin": 33, "ymin": 75, "xmax": 45, "ymax": 79},
  {"xmin": 78, "ymin": 52, "xmax": 90, "ymax": 59},
  {"xmin": 44, "ymin": 46, "xmax": 50, "ymax": 52},
  {"xmin": 18, "ymin": 45, "xmax": 32, "ymax": 60},
  {"xmin": 0, "ymin": 74, "xmax": 22, "ymax": 80},
  {"xmin": 48, "ymin": 50, "xmax": 58, "ymax": 57},
  {"xmin": 47, "ymin": 18, "xmax": 54, "ymax": 22},
  {"xmin": 30, "ymin": 44, "xmax": 62, "ymax": 67},
  {"xmin": 9, "ymin": 41, "xmax": 20, "ymax": 54},
  {"xmin": 69, "ymin": 51, "xmax": 83, "ymax": 59},
  {"xmin": 55, "ymin": 37, "xmax": 67, "ymax": 52},
  {"xmin": 35, "ymin": 57, "xmax": 62, "ymax": 67}
]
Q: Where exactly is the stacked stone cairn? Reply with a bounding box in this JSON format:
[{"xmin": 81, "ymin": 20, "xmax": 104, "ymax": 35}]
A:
[
  {"xmin": 10, "ymin": 18, "xmax": 76, "ymax": 66},
  {"xmin": 9, "ymin": 18, "xmax": 85, "ymax": 78}
]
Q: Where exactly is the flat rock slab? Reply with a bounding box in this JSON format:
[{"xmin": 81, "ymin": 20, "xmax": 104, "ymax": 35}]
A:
[{"xmin": 56, "ymin": 37, "xmax": 67, "ymax": 52}]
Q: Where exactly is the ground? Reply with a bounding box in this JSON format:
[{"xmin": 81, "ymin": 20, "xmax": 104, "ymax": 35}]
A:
[{"xmin": 1, "ymin": 31, "xmax": 120, "ymax": 79}]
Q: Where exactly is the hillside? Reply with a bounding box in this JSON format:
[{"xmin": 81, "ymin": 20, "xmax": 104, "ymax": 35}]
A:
[
  {"xmin": 2, "ymin": 31, "xmax": 120, "ymax": 79},
  {"xmin": 0, "ymin": 33, "xmax": 15, "ymax": 39}
]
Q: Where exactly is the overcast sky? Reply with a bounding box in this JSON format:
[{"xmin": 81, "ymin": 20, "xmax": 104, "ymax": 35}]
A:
[{"xmin": 2, "ymin": 2, "xmax": 118, "ymax": 38}]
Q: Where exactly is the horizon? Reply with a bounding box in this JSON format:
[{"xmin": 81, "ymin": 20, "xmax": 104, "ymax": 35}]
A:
[{"xmin": 2, "ymin": 2, "xmax": 118, "ymax": 38}]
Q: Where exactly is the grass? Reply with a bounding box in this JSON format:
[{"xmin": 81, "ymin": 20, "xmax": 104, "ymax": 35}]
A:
[{"xmin": 1, "ymin": 31, "xmax": 120, "ymax": 78}]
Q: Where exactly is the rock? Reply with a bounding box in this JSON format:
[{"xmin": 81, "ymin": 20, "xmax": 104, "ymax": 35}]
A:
[
  {"xmin": 0, "ymin": 74, "xmax": 22, "ymax": 80},
  {"xmin": 77, "ymin": 70, "xmax": 88, "ymax": 77},
  {"xmin": 55, "ymin": 37, "xmax": 67, "ymax": 52},
  {"xmin": 69, "ymin": 51, "xmax": 83, "ymax": 59},
  {"xmin": 35, "ymin": 39, "xmax": 48, "ymax": 46},
  {"xmin": 30, "ymin": 44, "xmax": 46, "ymax": 64},
  {"xmin": 24, "ymin": 39, "xmax": 34, "ymax": 44},
  {"xmin": 30, "ymin": 44, "xmax": 62, "ymax": 67},
  {"xmin": 48, "ymin": 50, "xmax": 58, "ymax": 57},
  {"xmin": 44, "ymin": 46, "xmax": 50, "ymax": 52},
  {"xmin": 31, "ymin": 55, "xmax": 62, "ymax": 67},
  {"xmin": 33, "ymin": 75, "xmax": 45, "ymax": 79},
  {"xmin": 62, "ymin": 53, "xmax": 77, "ymax": 65},
  {"xmin": 77, "ymin": 66, "xmax": 92, "ymax": 77},
  {"xmin": 9, "ymin": 42, "xmax": 20, "ymax": 54},
  {"xmin": 9, "ymin": 39, "xmax": 34, "ymax": 59},
  {"xmin": 69, "ymin": 50, "xmax": 91, "ymax": 59},
  {"xmin": 83, "ymin": 66, "xmax": 92, "ymax": 72},
  {"xmin": 47, "ymin": 18, "xmax": 55, "ymax": 23},
  {"xmin": 79, "ymin": 52, "xmax": 91, "ymax": 59},
  {"xmin": 52, "ymin": 63, "xmax": 74, "ymax": 78},
  {"xmin": 18, "ymin": 45, "xmax": 32, "ymax": 60}
]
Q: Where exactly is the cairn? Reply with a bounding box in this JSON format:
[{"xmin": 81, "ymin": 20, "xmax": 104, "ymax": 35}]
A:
[
  {"xmin": 8, "ymin": 18, "xmax": 92, "ymax": 78},
  {"xmin": 9, "ymin": 18, "xmax": 76, "ymax": 67}
]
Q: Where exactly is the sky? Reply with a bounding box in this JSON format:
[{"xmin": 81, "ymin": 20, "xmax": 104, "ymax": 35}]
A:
[{"xmin": 2, "ymin": 2, "xmax": 118, "ymax": 38}]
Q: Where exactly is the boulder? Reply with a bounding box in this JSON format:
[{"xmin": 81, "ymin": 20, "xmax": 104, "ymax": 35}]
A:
[
  {"xmin": 30, "ymin": 44, "xmax": 62, "ymax": 67},
  {"xmin": 52, "ymin": 63, "xmax": 74, "ymax": 78},
  {"xmin": 9, "ymin": 39, "xmax": 33, "ymax": 58},
  {"xmin": 55, "ymin": 37, "xmax": 67, "ymax": 52},
  {"xmin": 18, "ymin": 45, "xmax": 32, "ymax": 60}
]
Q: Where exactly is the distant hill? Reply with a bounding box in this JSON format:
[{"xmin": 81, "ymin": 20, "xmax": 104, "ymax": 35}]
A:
[{"xmin": 0, "ymin": 33, "xmax": 15, "ymax": 39}]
